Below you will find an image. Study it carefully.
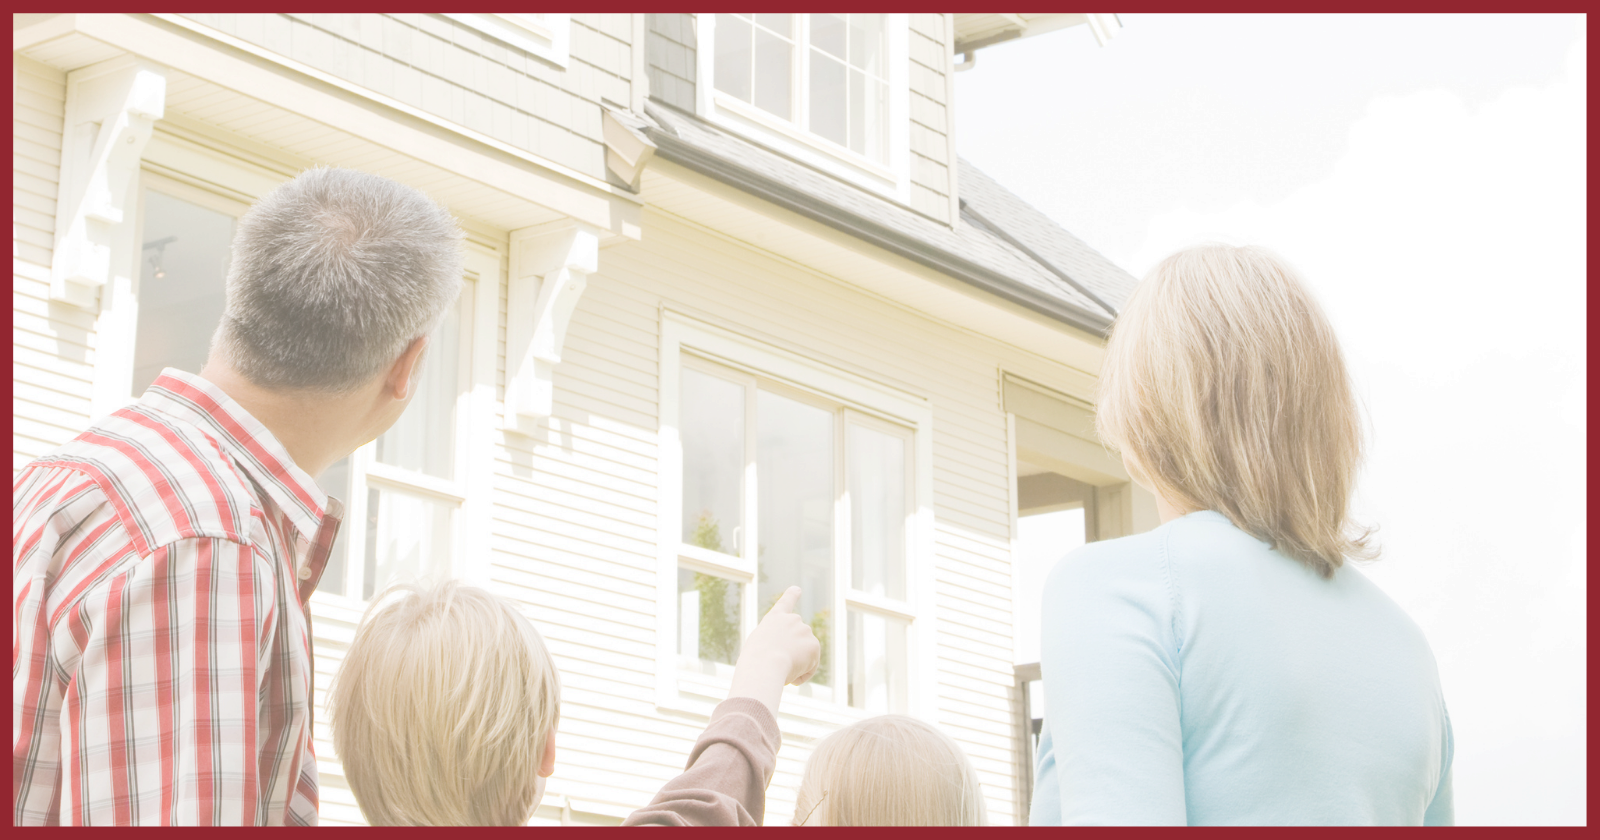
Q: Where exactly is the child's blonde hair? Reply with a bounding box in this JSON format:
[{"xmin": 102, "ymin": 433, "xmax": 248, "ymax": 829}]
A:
[
  {"xmin": 793, "ymin": 715, "xmax": 985, "ymax": 826},
  {"xmin": 328, "ymin": 580, "xmax": 561, "ymax": 825},
  {"xmin": 1096, "ymin": 243, "xmax": 1375, "ymax": 578}
]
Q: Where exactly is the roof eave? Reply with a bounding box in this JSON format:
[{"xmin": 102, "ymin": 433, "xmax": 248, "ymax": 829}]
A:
[{"xmin": 645, "ymin": 126, "xmax": 1114, "ymax": 338}]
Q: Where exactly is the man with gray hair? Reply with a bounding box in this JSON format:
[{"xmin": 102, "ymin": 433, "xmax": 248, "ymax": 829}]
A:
[{"xmin": 12, "ymin": 168, "xmax": 463, "ymax": 825}]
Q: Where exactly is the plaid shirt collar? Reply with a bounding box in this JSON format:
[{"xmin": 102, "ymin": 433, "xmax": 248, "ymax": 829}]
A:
[{"xmin": 139, "ymin": 369, "xmax": 343, "ymax": 543}]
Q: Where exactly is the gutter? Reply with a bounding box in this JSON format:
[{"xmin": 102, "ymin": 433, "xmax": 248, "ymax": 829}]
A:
[
  {"xmin": 641, "ymin": 108, "xmax": 1114, "ymax": 337},
  {"xmin": 959, "ymin": 198, "xmax": 1119, "ymax": 319}
]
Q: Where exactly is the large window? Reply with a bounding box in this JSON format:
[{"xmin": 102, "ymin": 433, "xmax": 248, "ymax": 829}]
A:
[
  {"xmin": 659, "ymin": 316, "xmax": 933, "ymax": 722},
  {"xmin": 676, "ymin": 358, "xmax": 913, "ymax": 712},
  {"xmin": 316, "ymin": 287, "xmax": 475, "ymax": 602},
  {"xmin": 699, "ymin": 14, "xmax": 909, "ymax": 201}
]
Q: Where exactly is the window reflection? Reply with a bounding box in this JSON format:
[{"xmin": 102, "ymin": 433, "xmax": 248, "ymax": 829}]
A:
[
  {"xmin": 756, "ymin": 389, "xmax": 835, "ymax": 689},
  {"xmin": 133, "ymin": 189, "xmax": 234, "ymax": 396}
]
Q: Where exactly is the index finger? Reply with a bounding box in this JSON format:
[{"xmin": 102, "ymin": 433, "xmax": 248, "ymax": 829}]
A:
[{"xmin": 767, "ymin": 585, "xmax": 802, "ymax": 616}]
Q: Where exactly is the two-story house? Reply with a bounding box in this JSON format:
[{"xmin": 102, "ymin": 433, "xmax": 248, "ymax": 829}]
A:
[{"xmin": 12, "ymin": 13, "xmax": 1155, "ymax": 824}]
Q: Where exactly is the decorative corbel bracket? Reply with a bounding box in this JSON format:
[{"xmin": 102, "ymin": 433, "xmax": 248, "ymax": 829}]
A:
[
  {"xmin": 505, "ymin": 220, "xmax": 601, "ymax": 427},
  {"xmin": 50, "ymin": 56, "xmax": 167, "ymax": 310}
]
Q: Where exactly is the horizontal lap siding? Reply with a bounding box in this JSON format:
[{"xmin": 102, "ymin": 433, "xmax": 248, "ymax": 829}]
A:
[
  {"xmin": 12, "ymin": 56, "xmax": 92, "ymax": 475},
  {"xmin": 501, "ymin": 204, "xmax": 1097, "ymax": 825}
]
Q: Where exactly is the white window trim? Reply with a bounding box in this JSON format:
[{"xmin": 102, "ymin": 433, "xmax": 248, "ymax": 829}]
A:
[
  {"xmin": 443, "ymin": 13, "xmax": 571, "ymax": 68},
  {"xmin": 695, "ymin": 14, "xmax": 911, "ymax": 205},
  {"xmin": 656, "ymin": 311, "xmax": 936, "ymax": 738},
  {"xmin": 116, "ymin": 125, "xmax": 499, "ymax": 608}
]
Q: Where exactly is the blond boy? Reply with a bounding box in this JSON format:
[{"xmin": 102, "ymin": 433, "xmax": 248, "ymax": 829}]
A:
[{"xmin": 329, "ymin": 580, "xmax": 818, "ymax": 826}]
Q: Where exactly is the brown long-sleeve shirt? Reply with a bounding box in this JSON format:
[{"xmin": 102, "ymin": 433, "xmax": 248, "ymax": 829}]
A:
[{"xmin": 622, "ymin": 698, "xmax": 782, "ymax": 826}]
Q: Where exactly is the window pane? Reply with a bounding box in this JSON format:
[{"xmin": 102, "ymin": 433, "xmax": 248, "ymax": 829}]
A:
[
  {"xmin": 753, "ymin": 27, "xmax": 793, "ymax": 120},
  {"xmin": 362, "ymin": 486, "xmax": 453, "ymax": 600},
  {"xmin": 714, "ymin": 14, "xmax": 753, "ymax": 103},
  {"xmin": 809, "ymin": 53, "xmax": 847, "ymax": 148},
  {"xmin": 848, "ymin": 609, "xmax": 907, "ymax": 713},
  {"xmin": 133, "ymin": 189, "xmax": 234, "ymax": 396},
  {"xmin": 1015, "ymin": 506, "xmax": 1087, "ymax": 665},
  {"xmin": 756, "ymin": 389, "xmax": 834, "ymax": 686},
  {"xmin": 812, "ymin": 13, "xmax": 846, "ymax": 60},
  {"xmin": 374, "ymin": 291, "xmax": 465, "ymax": 480},
  {"xmin": 681, "ymin": 367, "xmax": 745, "ymax": 555},
  {"xmin": 848, "ymin": 14, "xmax": 887, "ymax": 78},
  {"xmin": 864, "ymin": 77, "xmax": 890, "ymax": 164},
  {"xmin": 848, "ymin": 68, "xmax": 866, "ymax": 157},
  {"xmin": 849, "ymin": 424, "xmax": 906, "ymax": 600},
  {"xmin": 313, "ymin": 455, "xmax": 352, "ymax": 596},
  {"xmin": 754, "ymin": 13, "xmax": 792, "ymax": 38},
  {"xmin": 678, "ymin": 567, "xmax": 743, "ymax": 667}
]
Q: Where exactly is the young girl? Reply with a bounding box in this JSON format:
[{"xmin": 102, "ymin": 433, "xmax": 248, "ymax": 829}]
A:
[{"xmin": 792, "ymin": 715, "xmax": 986, "ymax": 826}]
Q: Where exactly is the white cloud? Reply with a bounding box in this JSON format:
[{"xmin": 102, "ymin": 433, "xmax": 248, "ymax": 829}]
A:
[{"xmin": 1127, "ymin": 28, "xmax": 1586, "ymax": 827}]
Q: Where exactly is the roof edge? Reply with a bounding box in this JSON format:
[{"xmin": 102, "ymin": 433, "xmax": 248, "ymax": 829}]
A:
[{"xmin": 642, "ymin": 108, "xmax": 1114, "ymax": 337}]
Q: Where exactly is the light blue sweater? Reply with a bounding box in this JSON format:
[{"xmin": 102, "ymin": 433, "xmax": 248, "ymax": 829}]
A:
[{"xmin": 1029, "ymin": 510, "xmax": 1453, "ymax": 826}]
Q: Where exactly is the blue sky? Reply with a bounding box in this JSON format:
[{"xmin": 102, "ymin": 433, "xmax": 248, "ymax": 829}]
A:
[{"xmin": 957, "ymin": 14, "xmax": 1586, "ymax": 826}]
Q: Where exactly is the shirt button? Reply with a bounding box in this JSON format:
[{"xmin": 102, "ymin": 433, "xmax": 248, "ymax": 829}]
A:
[{"xmin": 298, "ymin": 565, "xmax": 312, "ymax": 580}]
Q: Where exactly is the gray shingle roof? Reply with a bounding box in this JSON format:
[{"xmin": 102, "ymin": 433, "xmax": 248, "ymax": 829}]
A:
[
  {"xmin": 957, "ymin": 159, "xmax": 1136, "ymax": 312},
  {"xmin": 640, "ymin": 101, "xmax": 1136, "ymax": 332}
]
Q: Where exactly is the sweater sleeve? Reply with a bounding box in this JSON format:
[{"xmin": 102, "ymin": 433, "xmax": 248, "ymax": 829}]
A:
[
  {"xmin": 1423, "ymin": 705, "xmax": 1455, "ymax": 826},
  {"xmin": 621, "ymin": 697, "xmax": 782, "ymax": 826},
  {"xmin": 1036, "ymin": 535, "xmax": 1188, "ymax": 826}
]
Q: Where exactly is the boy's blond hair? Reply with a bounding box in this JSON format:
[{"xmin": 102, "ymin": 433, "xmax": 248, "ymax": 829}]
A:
[
  {"xmin": 328, "ymin": 580, "xmax": 561, "ymax": 825},
  {"xmin": 1096, "ymin": 243, "xmax": 1375, "ymax": 578},
  {"xmin": 793, "ymin": 715, "xmax": 986, "ymax": 826}
]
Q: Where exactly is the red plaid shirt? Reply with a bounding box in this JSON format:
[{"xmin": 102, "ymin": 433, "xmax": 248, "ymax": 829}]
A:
[{"xmin": 12, "ymin": 370, "xmax": 342, "ymax": 825}]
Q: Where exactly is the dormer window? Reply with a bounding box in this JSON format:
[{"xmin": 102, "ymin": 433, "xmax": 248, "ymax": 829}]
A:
[{"xmin": 699, "ymin": 13, "xmax": 909, "ymax": 202}]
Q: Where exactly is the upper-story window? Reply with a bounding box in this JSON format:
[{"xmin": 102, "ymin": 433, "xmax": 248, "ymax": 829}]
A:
[
  {"xmin": 444, "ymin": 13, "xmax": 571, "ymax": 68},
  {"xmin": 698, "ymin": 14, "xmax": 909, "ymax": 203},
  {"xmin": 714, "ymin": 14, "xmax": 891, "ymax": 165}
]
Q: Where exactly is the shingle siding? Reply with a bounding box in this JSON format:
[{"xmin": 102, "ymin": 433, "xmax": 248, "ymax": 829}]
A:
[
  {"xmin": 179, "ymin": 13, "xmax": 635, "ymax": 182},
  {"xmin": 908, "ymin": 14, "xmax": 954, "ymax": 225},
  {"xmin": 644, "ymin": 13, "xmax": 697, "ymax": 113}
]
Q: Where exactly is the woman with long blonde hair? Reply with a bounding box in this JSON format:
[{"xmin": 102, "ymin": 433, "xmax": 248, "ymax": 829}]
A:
[{"xmin": 1029, "ymin": 244, "xmax": 1453, "ymax": 825}]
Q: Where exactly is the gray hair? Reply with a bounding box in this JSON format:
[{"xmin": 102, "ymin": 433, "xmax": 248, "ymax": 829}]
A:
[{"xmin": 212, "ymin": 167, "xmax": 464, "ymax": 392}]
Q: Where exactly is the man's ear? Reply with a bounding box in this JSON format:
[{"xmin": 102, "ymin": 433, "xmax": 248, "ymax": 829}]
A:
[
  {"xmin": 538, "ymin": 728, "xmax": 557, "ymax": 778},
  {"xmin": 385, "ymin": 335, "xmax": 429, "ymax": 401}
]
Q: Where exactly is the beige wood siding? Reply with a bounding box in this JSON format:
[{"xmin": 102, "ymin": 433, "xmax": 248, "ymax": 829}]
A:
[{"xmin": 12, "ymin": 55, "xmax": 94, "ymax": 475}]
